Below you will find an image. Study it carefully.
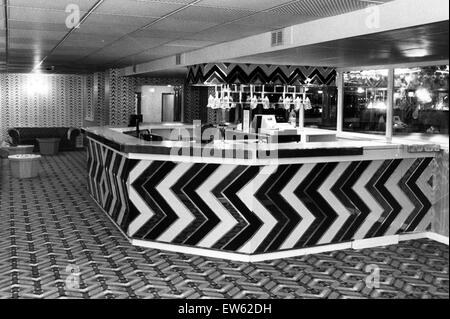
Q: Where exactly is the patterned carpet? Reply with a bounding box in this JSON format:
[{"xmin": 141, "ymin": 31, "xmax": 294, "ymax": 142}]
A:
[{"xmin": 0, "ymin": 150, "xmax": 448, "ymax": 299}]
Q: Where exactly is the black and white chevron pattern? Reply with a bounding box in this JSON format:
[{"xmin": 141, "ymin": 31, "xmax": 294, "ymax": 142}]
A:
[
  {"xmin": 187, "ymin": 63, "xmax": 336, "ymax": 86},
  {"xmin": 87, "ymin": 140, "xmax": 435, "ymax": 254},
  {"xmin": 87, "ymin": 140, "xmax": 138, "ymax": 230}
]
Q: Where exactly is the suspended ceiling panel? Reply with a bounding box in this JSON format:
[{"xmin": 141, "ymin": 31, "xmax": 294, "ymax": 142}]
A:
[
  {"xmin": 184, "ymin": 23, "xmax": 275, "ymax": 42},
  {"xmin": 170, "ymin": 6, "xmax": 254, "ymax": 23},
  {"xmin": 10, "ymin": 0, "xmax": 97, "ymax": 11},
  {"xmin": 8, "ymin": 6, "xmax": 86, "ymax": 24},
  {"xmin": 147, "ymin": 18, "xmax": 219, "ymax": 33},
  {"xmin": 235, "ymin": 12, "xmax": 317, "ymax": 28},
  {"xmin": 196, "ymin": 0, "xmax": 296, "ymax": 11},
  {"xmin": 267, "ymin": 0, "xmax": 390, "ymax": 16},
  {"xmin": 94, "ymin": 0, "xmax": 186, "ymax": 17},
  {"xmin": 1, "ymin": 0, "xmax": 426, "ymax": 74},
  {"xmin": 229, "ymin": 21, "xmax": 449, "ymax": 68}
]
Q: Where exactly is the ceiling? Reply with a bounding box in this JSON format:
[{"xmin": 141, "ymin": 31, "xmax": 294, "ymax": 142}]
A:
[
  {"xmin": 0, "ymin": 0, "xmax": 396, "ymax": 74},
  {"xmin": 227, "ymin": 21, "xmax": 450, "ymax": 68}
]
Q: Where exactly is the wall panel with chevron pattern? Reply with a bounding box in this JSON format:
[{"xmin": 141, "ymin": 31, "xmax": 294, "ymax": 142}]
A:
[
  {"xmin": 0, "ymin": 73, "xmax": 85, "ymax": 142},
  {"xmin": 187, "ymin": 63, "xmax": 336, "ymax": 86},
  {"xmin": 87, "ymin": 138, "xmax": 437, "ymax": 256}
]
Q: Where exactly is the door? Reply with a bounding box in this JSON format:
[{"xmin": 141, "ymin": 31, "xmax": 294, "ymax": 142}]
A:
[{"xmin": 162, "ymin": 93, "xmax": 175, "ymax": 122}]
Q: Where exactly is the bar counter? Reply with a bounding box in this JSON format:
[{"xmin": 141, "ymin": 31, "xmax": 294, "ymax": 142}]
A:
[{"xmin": 82, "ymin": 125, "xmax": 442, "ymax": 261}]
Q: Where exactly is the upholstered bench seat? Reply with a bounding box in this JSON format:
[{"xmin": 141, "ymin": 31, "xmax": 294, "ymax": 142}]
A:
[{"xmin": 8, "ymin": 127, "xmax": 81, "ymax": 152}]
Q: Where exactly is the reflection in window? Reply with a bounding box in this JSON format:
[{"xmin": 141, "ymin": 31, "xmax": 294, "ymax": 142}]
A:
[
  {"xmin": 343, "ymin": 70, "xmax": 389, "ymax": 135},
  {"xmin": 304, "ymin": 86, "xmax": 338, "ymax": 130},
  {"xmin": 394, "ymin": 65, "xmax": 449, "ymax": 136}
]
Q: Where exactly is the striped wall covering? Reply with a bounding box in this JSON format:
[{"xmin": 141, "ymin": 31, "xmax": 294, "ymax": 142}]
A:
[
  {"xmin": 109, "ymin": 69, "xmax": 185, "ymax": 126},
  {"xmin": 0, "ymin": 73, "xmax": 85, "ymax": 142},
  {"xmin": 87, "ymin": 138, "xmax": 436, "ymax": 255},
  {"xmin": 187, "ymin": 63, "xmax": 336, "ymax": 86},
  {"xmin": 83, "ymin": 69, "xmax": 185, "ymax": 127}
]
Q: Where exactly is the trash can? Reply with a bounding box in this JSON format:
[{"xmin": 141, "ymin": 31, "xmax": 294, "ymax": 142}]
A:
[
  {"xmin": 36, "ymin": 138, "xmax": 61, "ymax": 155},
  {"xmin": 8, "ymin": 154, "xmax": 42, "ymax": 179}
]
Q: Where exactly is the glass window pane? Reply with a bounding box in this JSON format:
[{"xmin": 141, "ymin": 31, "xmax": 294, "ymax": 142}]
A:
[
  {"xmin": 343, "ymin": 70, "xmax": 389, "ymax": 135},
  {"xmin": 394, "ymin": 65, "xmax": 449, "ymax": 136},
  {"xmin": 304, "ymin": 86, "xmax": 337, "ymax": 130}
]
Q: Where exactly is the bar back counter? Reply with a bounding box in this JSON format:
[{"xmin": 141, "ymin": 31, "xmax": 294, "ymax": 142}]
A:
[{"xmin": 82, "ymin": 125, "xmax": 442, "ymax": 261}]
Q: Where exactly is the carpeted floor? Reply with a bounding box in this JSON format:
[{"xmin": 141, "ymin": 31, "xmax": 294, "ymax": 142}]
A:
[{"xmin": 0, "ymin": 150, "xmax": 448, "ymax": 299}]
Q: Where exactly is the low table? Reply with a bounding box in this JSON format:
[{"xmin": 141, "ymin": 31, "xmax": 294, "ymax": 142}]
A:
[
  {"xmin": 0, "ymin": 145, "xmax": 35, "ymax": 158},
  {"xmin": 8, "ymin": 154, "xmax": 41, "ymax": 179},
  {"xmin": 36, "ymin": 138, "xmax": 61, "ymax": 155}
]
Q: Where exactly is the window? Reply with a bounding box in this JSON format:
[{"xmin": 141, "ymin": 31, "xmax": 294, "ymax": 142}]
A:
[
  {"xmin": 394, "ymin": 65, "xmax": 449, "ymax": 136},
  {"xmin": 343, "ymin": 70, "xmax": 389, "ymax": 135},
  {"xmin": 304, "ymin": 86, "xmax": 337, "ymax": 130}
]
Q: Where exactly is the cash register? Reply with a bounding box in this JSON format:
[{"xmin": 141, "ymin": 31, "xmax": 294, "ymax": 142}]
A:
[{"xmin": 251, "ymin": 115, "xmax": 301, "ymax": 143}]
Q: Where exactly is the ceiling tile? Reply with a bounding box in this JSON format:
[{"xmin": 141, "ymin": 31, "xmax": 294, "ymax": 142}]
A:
[
  {"xmin": 143, "ymin": 44, "xmax": 194, "ymax": 56},
  {"xmin": 131, "ymin": 28, "xmax": 193, "ymax": 40},
  {"xmin": 65, "ymin": 32, "xmax": 121, "ymax": 44},
  {"xmin": 165, "ymin": 39, "xmax": 216, "ymax": 48},
  {"xmin": 91, "ymin": 37, "xmax": 169, "ymax": 57},
  {"xmin": 78, "ymin": 18, "xmax": 158, "ymax": 36},
  {"xmin": 86, "ymin": 13, "xmax": 152, "ymax": 27},
  {"xmin": 111, "ymin": 52, "xmax": 165, "ymax": 65},
  {"xmin": 9, "ymin": 41, "xmax": 56, "ymax": 51},
  {"xmin": 196, "ymin": 0, "xmax": 295, "ymax": 11},
  {"xmin": 236, "ymin": 12, "xmax": 316, "ymax": 28},
  {"xmin": 8, "ymin": 20, "xmax": 68, "ymax": 32},
  {"xmin": 170, "ymin": 6, "xmax": 255, "ymax": 23},
  {"xmin": 9, "ymin": 37, "xmax": 59, "ymax": 47},
  {"xmin": 94, "ymin": 0, "xmax": 186, "ymax": 17},
  {"xmin": 9, "ymin": 29, "xmax": 66, "ymax": 41},
  {"xmin": 9, "ymin": 6, "xmax": 84, "ymax": 25},
  {"xmin": 9, "ymin": 0, "xmax": 97, "ymax": 11},
  {"xmin": 50, "ymin": 46, "xmax": 98, "ymax": 56},
  {"xmin": 185, "ymin": 23, "xmax": 272, "ymax": 42},
  {"xmin": 148, "ymin": 18, "xmax": 218, "ymax": 33},
  {"xmin": 268, "ymin": 0, "xmax": 378, "ymax": 17}
]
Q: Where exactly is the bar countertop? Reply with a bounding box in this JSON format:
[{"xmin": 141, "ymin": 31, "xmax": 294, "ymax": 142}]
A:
[{"xmin": 81, "ymin": 126, "xmax": 441, "ymax": 163}]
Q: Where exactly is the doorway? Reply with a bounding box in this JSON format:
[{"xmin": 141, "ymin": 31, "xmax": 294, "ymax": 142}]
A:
[{"xmin": 162, "ymin": 93, "xmax": 175, "ymax": 122}]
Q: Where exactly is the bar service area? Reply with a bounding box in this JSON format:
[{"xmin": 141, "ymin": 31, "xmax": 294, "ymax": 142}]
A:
[
  {"xmin": 83, "ymin": 61, "xmax": 448, "ymax": 261},
  {"xmin": 1, "ymin": 0, "xmax": 448, "ymax": 301}
]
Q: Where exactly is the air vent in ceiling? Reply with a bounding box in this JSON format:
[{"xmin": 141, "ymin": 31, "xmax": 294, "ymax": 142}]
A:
[
  {"xmin": 271, "ymin": 30, "xmax": 284, "ymax": 47},
  {"xmin": 176, "ymin": 54, "xmax": 182, "ymax": 65}
]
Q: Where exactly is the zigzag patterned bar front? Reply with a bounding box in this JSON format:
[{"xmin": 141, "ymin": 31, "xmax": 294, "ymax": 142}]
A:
[{"xmin": 87, "ymin": 139, "xmax": 436, "ymax": 255}]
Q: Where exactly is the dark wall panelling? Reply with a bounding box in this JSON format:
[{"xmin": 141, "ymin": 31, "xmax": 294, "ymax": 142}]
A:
[
  {"xmin": 0, "ymin": 73, "xmax": 85, "ymax": 142},
  {"xmin": 187, "ymin": 63, "xmax": 337, "ymax": 86}
]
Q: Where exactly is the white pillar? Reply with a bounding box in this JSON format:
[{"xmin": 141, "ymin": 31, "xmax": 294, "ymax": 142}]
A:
[
  {"xmin": 299, "ymin": 93, "xmax": 305, "ymax": 130},
  {"xmin": 336, "ymin": 71, "xmax": 344, "ymax": 134},
  {"xmin": 386, "ymin": 68, "xmax": 394, "ymax": 142}
]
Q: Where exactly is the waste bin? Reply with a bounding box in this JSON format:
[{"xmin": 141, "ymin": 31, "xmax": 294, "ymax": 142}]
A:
[
  {"xmin": 8, "ymin": 154, "xmax": 41, "ymax": 179},
  {"xmin": 37, "ymin": 138, "xmax": 61, "ymax": 155}
]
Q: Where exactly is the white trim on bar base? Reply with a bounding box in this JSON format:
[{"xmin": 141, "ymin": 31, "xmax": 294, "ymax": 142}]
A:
[
  {"xmin": 426, "ymin": 232, "xmax": 450, "ymax": 245},
  {"xmin": 132, "ymin": 232, "xmax": 449, "ymax": 263}
]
